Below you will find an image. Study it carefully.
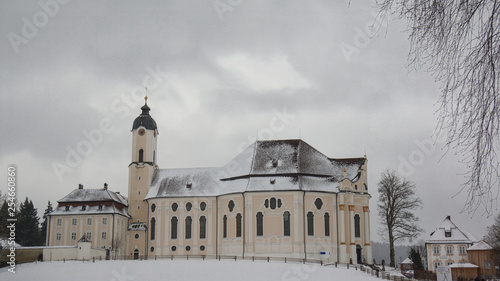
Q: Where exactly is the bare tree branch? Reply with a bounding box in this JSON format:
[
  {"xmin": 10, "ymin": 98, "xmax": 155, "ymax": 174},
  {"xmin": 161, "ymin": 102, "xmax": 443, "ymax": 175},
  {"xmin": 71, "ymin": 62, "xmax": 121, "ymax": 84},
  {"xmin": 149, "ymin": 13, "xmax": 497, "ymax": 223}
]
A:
[{"xmin": 378, "ymin": 0, "xmax": 500, "ymax": 215}]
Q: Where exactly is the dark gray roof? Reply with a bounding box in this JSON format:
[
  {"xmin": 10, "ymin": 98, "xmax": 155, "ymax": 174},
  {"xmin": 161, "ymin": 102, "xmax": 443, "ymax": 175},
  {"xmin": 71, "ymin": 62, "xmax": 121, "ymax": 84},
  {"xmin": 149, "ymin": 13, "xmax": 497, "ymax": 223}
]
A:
[
  {"xmin": 58, "ymin": 188, "xmax": 128, "ymax": 206},
  {"xmin": 146, "ymin": 139, "xmax": 366, "ymax": 199},
  {"xmin": 132, "ymin": 103, "xmax": 157, "ymax": 130}
]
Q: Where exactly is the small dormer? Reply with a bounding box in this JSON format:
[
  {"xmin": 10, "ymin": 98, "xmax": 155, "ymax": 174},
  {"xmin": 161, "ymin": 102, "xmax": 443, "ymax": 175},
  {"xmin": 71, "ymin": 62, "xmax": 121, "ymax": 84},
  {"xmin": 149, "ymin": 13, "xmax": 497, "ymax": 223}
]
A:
[
  {"xmin": 271, "ymin": 159, "xmax": 278, "ymax": 168},
  {"xmin": 186, "ymin": 182, "xmax": 192, "ymax": 189},
  {"xmin": 445, "ymin": 226, "xmax": 452, "ymax": 237}
]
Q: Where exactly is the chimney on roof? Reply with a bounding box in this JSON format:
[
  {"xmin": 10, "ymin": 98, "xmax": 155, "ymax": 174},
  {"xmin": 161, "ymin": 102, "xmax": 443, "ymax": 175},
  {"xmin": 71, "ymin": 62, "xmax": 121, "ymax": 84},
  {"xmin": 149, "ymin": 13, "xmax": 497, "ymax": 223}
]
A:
[
  {"xmin": 104, "ymin": 183, "xmax": 108, "ymax": 190},
  {"xmin": 78, "ymin": 184, "xmax": 83, "ymax": 189}
]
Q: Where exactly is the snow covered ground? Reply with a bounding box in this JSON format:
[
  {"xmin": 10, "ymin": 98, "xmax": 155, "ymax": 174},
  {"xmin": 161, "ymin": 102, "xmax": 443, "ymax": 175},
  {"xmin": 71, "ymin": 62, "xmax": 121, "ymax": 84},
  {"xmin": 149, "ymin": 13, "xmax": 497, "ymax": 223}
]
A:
[{"xmin": 0, "ymin": 259, "xmax": 382, "ymax": 281}]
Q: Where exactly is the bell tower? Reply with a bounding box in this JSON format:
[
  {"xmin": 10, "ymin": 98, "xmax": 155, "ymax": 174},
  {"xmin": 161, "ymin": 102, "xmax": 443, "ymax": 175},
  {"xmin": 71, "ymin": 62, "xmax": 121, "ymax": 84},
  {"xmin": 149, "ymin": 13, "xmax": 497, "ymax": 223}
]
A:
[{"xmin": 127, "ymin": 96, "xmax": 158, "ymax": 257}]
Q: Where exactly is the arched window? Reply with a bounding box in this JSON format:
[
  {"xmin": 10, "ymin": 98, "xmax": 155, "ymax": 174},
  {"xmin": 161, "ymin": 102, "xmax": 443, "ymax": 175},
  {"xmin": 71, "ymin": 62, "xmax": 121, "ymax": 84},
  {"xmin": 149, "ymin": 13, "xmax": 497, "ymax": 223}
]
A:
[
  {"xmin": 199, "ymin": 216, "xmax": 206, "ymax": 239},
  {"xmin": 171, "ymin": 217, "xmax": 178, "ymax": 239},
  {"xmin": 236, "ymin": 213, "xmax": 242, "ymax": 237},
  {"xmin": 185, "ymin": 216, "xmax": 192, "ymax": 239},
  {"xmin": 138, "ymin": 149, "xmax": 144, "ymax": 162},
  {"xmin": 150, "ymin": 218, "xmax": 156, "ymax": 240},
  {"xmin": 172, "ymin": 203, "xmax": 178, "ymax": 212},
  {"xmin": 223, "ymin": 215, "xmax": 227, "ymax": 238},
  {"xmin": 283, "ymin": 211, "xmax": 291, "ymax": 236},
  {"xmin": 324, "ymin": 213, "xmax": 330, "ymax": 236},
  {"xmin": 270, "ymin": 197, "xmax": 277, "ymax": 209},
  {"xmin": 151, "ymin": 204, "xmax": 156, "ymax": 213},
  {"xmin": 186, "ymin": 202, "xmax": 192, "ymax": 211},
  {"xmin": 228, "ymin": 200, "xmax": 235, "ymax": 212},
  {"xmin": 256, "ymin": 212, "xmax": 264, "ymax": 236},
  {"xmin": 307, "ymin": 212, "xmax": 314, "ymax": 236},
  {"xmin": 354, "ymin": 214, "xmax": 361, "ymax": 237}
]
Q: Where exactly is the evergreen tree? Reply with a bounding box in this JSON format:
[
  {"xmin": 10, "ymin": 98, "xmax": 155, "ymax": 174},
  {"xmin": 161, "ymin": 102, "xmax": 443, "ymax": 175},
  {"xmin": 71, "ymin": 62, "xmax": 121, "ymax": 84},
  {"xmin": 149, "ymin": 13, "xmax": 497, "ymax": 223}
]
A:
[
  {"xmin": 409, "ymin": 247, "xmax": 424, "ymax": 270},
  {"xmin": 17, "ymin": 197, "xmax": 42, "ymax": 246},
  {"xmin": 40, "ymin": 201, "xmax": 53, "ymax": 245},
  {"xmin": 0, "ymin": 198, "xmax": 8, "ymax": 239}
]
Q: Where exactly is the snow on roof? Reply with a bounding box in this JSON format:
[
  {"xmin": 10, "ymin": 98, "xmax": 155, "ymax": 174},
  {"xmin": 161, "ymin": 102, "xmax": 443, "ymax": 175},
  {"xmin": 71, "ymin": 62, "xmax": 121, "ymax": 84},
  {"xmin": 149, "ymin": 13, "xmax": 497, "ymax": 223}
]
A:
[
  {"xmin": 50, "ymin": 204, "xmax": 129, "ymax": 217},
  {"xmin": 468, "ymin": 240, "xmax": 493, "ymax": 251},
  {"xmin": 146, "ymin": 140, "xmax": 366, "ymax": 199},
  {"xmin": 448, "ymin": 263, "xmax": 479, "ymax": 268},
  {"xmin": 128, "ymin": 222, "xmax": 147, "ymax": 231},
  {"xmin": 426, "ymin": 216, "xmax": 478, "ymax": 244},
  {"xmin": 58, "ymin": 188, "xmax": 128, "ymax": 206},
  {"xmin": 401, "ymin": 258, "xmax": 413, "ymax": 264}
]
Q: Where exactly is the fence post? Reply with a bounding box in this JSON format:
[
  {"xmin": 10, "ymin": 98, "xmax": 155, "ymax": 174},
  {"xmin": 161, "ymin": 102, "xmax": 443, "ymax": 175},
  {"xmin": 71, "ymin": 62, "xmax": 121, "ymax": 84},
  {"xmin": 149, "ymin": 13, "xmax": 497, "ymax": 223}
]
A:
[
  {"xmin": 203, "ymin": 255, "xmax": 205, "ymax": 261},
  {"xmin": 187, "ymin": 255, "xmax": 189, "ymax": 260},
  {"xmin": 252, "ymin": 256, "xmax": 254, "ymax": 262},
  {"xmin": 267, "ymin": 257, "xmax": 270, "ymax": 263},
  {"xmin": 234, "ymin": 256, "xmax": 237, "ymax": 261},
  {"xmin": 321, "ymin": 260, "xmax": 323, "ymax": 266},
  {"xmin": 347, "ymin": 263, "xmax": 349, "ymax": 269},
  {"xmin": 303, "ymin": 258, "xmax": 305, "ymax": 264},
  {"xmin": 335, "ymin": 262, "xmax": 337, "ymax": 268},
  {"xmin": 285, "ymin": 257, "xmax": 287, "ymax": 263}
]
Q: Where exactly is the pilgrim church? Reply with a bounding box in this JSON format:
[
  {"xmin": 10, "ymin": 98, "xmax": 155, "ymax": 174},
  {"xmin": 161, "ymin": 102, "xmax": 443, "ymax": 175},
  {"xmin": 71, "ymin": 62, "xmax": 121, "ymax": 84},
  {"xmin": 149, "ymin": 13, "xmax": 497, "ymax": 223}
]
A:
[{"xmin": 47, "ymin": 98, "xmax": 373, "ymax": 264}]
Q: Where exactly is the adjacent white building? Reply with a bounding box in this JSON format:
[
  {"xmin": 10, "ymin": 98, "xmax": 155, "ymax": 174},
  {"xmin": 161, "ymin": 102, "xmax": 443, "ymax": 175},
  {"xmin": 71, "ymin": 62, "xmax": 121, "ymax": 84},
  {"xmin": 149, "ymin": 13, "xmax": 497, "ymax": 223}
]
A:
[{"xmin": 425, "ymin": 216, "xmax": 479, "ymax": 272}]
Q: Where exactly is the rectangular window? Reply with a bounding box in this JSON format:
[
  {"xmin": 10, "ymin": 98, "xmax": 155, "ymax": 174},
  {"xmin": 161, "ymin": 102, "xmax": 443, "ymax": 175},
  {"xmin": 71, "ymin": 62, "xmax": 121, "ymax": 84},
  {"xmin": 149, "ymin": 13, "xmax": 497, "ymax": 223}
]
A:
[
  {"xmin": 102, "ymin": 217, "xmax": 107, "ymax": 225},
  {"xmin": 87, "ymin": 232, "xmax": 92, "ymax": 241},
  {"xmin": 236, "ymin": 214, "xmax": 242, "ymax": 238},
  {"xmin": 171, "ymin": 217, "xmax": 178, "ymax": 239},
  {"xmin": 307, "ymin": 212, "xmax": 314, "ymax": 236},
  {"xmin": 57, "ymin": 218, "xmax": 62, "ymax": 226},
  {"xmin": 485, "ymin": 260, "xmax": 491, "ymax": 269},
  {"xmin": 446, "ymin": 246, "xmax": 453, "ymax": 255},
  {"xmin": 433, "ymin": 246, "xmax": 440, "ymax": 255},
  {"xmin": 200, "ymin": 216, "xmax": 206, "ymax": 239},
  {"xmin": 223, "ymin": 215, "xmax": 227, "ymax": 238},
  {"xmin": 324, "ymin": 213, "xmax": 330, "ymax": 237},
  {"xmin": 87, "ymin": 218, "xmax": 92, "ymax": 225},
  {"xmin": 102, "ymin": 232, "xmax": 107, "ymax": 240},
  {"xmin": 185, "ymin": 216, "xmax": 192, "ymax": 239},
  {"xmin": 71, "ymin": 233, "xmax": 76, "ymax": 240},
  {"xmin": 459, "ymin": 246, "xmax": 466, "ymax": 254},
  {"xmin": 434, "ymin": 262, "xmax": 441, "ymax": 269},
  {"xmin": 283, "ymin": 212, "xmax": 291, "ymax": 237},
  {"xmin": 256, "ymin": 212, "xmax": 263, "ymax": 236},
  {"xmin": 56, "ymin": 233, "xmax": 61, "ymax": 241},
  {"xmin": 72, "ymin": 218, "xmax": 77, "ymax": 225}
]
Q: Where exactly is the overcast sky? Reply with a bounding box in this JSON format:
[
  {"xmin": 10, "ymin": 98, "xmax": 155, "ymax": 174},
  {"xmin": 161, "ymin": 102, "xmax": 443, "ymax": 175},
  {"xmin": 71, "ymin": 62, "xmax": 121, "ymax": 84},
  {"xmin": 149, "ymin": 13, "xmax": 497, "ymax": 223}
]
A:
[{"xmin": 0, "ymin": 0, "xmax": 494, "ymax": 244}]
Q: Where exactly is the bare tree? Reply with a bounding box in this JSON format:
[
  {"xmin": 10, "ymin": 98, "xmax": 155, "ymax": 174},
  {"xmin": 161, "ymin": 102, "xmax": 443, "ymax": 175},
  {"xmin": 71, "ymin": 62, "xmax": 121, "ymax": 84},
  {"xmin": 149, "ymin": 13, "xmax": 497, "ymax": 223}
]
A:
[
  {"xmin": 378, "ymin": 170, "xmax": 423, "ymax": 267},
  {"xmin": 484, "ymin": 213, "xmax": 500, "ymax": 265},
  {"xmin": 111, "ymin": 235, "xmax": 124, "ymax": 259},
  {"xmin": 377, "ymin": 1, "xmax": 500, "ymax": 214}
]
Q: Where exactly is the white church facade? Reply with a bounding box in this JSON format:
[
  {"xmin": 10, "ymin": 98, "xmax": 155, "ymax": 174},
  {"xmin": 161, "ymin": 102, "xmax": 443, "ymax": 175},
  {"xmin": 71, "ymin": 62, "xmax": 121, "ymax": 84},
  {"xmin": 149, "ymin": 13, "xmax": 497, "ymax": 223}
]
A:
[{"xmin": 48, "ymin": 98, "xmax": 373, "ymax": 264}]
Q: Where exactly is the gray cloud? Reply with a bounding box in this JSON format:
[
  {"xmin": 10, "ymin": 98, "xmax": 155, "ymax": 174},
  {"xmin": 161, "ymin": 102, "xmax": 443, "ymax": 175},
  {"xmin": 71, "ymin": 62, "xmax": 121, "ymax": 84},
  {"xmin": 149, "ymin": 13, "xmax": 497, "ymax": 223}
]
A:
[{"xmin": 0, "ymin": 0, "xmax": 494, "ymax": 243}]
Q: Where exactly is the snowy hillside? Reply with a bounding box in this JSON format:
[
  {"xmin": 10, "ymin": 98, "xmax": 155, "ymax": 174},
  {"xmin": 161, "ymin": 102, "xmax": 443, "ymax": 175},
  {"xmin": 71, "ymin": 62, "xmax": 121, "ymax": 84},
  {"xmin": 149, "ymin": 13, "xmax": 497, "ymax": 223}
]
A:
[{"xmin": 0, "ymin": 259, "xmax": 382, "ymax": 281}]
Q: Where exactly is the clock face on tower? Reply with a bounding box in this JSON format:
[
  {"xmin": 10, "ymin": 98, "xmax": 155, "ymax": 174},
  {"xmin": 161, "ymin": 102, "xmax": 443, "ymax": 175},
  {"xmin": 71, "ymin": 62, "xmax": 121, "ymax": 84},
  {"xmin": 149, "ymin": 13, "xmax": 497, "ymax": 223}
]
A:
[{"xmin": 138, "ymin": 129, "xmax": 145, "ymax": 136}]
